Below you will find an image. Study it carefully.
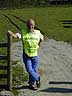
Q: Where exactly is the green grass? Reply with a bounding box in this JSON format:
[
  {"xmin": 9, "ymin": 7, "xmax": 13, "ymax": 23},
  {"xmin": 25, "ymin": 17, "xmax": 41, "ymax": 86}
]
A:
[
  {"xmin": 0, "ymin": 6, "xmax": 72, "ymax": 93},
  {"xmin": 12, "ymin": 63, "xmax": 28, "ymax": 87},
  {"xmin": 0, "ymin": 6, "xmax": 72, "ymax": 43},
  {"xmin": 0, "ymin": 60, "xmax": 28, "ymax": 85}
]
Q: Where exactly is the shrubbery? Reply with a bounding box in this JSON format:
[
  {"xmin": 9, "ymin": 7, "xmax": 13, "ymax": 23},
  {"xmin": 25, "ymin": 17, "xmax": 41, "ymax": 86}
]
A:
[{"xmin": 12, "ymin": 61, "xmax": 28, "ymax": 87}]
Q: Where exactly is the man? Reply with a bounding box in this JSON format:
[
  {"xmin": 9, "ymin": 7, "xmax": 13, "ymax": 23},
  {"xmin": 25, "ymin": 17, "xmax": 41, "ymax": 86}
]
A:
[{"xmin": 8, "ymin": 19, "xmax": 43, "ymax": 90}]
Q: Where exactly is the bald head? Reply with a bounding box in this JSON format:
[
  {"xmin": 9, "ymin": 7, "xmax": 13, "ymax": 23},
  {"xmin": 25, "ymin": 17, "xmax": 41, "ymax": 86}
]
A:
[{"xmin": 26, "ymin": 19, "xmax": 35, "ymax": 32}]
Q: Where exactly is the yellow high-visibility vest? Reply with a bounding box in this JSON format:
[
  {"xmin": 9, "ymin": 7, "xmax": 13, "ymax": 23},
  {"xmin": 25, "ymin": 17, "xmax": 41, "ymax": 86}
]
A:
[{"xmin": 22, "ymin": 28, "xmax": 40, "ymax": 57}]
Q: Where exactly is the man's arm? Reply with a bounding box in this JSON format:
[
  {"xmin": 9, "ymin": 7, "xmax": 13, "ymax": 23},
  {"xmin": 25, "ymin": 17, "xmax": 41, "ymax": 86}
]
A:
[
  {"xmin": 8, "ymin": 30, "xmax": 21, "ymax": 39},
  {"xmin": 38, "ymin": 32, "xmax": 44, "ymax": 46}
]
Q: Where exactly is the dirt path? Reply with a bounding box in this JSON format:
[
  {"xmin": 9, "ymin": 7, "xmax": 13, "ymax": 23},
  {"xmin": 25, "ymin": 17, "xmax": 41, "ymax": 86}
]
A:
[{"xmin": 12, "ymin": 39, "xmax": 72, "ymax": 96}]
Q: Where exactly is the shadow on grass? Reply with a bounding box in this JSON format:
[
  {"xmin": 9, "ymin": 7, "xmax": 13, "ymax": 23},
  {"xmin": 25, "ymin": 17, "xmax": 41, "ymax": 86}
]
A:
[
  {"xmin": 40, "ymin": 87, "xmax": 72, "ymax": 93},
  {"xmin": 13, "ymin": 85, "xmax": 29, "ymax": 90},
  {"xmin": 8, "ymin": 14, "xmax": 45, "ymax": 35},
  {"xmin": 60, "ymin": 20, "xmax": 72, "ymax": 23},
  {"xmin": 63, "ymin": 26, "xmax": 72, "ymax": 28},
  {"xmin": 62, "ymin": 22, "xmax": 72, "ymax": 24},
  {"xmin": 60, "ymin": 20, "xmax": 72, "ymax": 28},
  {"xmin": 40, "ymin": 81, "xmax": 72, "ymax": 93},
  {"xmin": 49, "ymin": 81, "xmax": 72, "ymax": 84}
]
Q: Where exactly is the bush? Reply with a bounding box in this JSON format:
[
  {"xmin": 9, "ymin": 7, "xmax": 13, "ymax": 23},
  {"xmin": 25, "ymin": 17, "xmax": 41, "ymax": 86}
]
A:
[{"xmin": 12, "ymin": 63, "xmax": 28, "ymax": 87}]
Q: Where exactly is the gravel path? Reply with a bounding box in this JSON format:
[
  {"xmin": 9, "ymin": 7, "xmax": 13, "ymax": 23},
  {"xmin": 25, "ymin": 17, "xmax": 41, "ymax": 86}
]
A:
[{"xmin": 11, "ymin": 39, "xmax": 72, "ymax": 96}]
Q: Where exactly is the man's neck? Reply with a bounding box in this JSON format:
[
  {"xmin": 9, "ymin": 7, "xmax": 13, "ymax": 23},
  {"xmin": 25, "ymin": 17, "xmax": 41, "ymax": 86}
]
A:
[{"xmin": 28, "ymin": 29, "xmax": 34, "ymax": 33}]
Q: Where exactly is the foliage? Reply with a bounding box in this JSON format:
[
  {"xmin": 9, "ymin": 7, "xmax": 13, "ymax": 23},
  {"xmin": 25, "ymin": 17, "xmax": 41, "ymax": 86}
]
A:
[
  {"xmin": 0, "ymin": 0, "xmax": 72, "ymax": 9},
  {"xmin": 11, "ymin": 89, "xmax": 19, "ymax": 96},
  {"xmin": 0, "ymin": 60, "xmax": 28, "ymax": 87},
  {"xmin": 12, "ymin": 64, "xmax": 28, "ymax": 87}
]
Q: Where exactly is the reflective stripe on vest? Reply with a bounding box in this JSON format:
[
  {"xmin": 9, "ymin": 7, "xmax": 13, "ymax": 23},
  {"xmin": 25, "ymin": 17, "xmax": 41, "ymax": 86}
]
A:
[{"xmin": 22, "ymin": 28, "xmax": 40, "ymax": 57}]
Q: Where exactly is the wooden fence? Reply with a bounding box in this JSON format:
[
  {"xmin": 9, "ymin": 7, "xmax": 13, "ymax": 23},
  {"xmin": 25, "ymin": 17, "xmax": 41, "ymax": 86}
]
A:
[{"xmin": 0, "ymin": 33, "xmax": 12, "ymax": 90}]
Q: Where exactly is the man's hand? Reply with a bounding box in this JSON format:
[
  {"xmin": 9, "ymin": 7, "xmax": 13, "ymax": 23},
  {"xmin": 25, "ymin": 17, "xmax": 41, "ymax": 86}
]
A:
[
  {"xmin": 8, "ymin": 30, "xmax": 17, "ymax": 38},
  {"xmin": 8, "ymin": 30, "xmax": 12, "ymax": 35}
]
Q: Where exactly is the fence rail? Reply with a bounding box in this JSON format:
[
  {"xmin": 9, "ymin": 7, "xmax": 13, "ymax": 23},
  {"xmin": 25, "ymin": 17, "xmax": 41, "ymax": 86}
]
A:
[
  {"xmin": 0, "ymin": 55, "xmax": 8, "ymax": 60},
  {"xmin": 0, "ymin": 33, "xmax": 12, "ymax": 90},
  {"xmin": 0, "ymin": 66, "xmax": 7, "ymax": 70},
  {"xmin": 0, "ymin": 43, "xmax": 8, "ymax": 47}
]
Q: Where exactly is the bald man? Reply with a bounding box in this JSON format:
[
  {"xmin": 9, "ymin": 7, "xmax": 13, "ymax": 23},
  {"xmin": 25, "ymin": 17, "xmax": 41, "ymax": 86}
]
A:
[{"xmin": 8, "ymin": 19, "xmax": 43, "ymax": 90}]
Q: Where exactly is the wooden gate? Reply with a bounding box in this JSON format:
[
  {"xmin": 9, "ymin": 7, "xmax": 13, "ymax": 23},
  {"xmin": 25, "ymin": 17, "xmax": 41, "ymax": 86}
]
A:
[{"xmin": 0, "ymin": 33, "xmax": 12, "ymax": 90}]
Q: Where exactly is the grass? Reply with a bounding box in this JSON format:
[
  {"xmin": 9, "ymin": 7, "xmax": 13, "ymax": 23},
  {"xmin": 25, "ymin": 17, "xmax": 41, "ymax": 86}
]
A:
[
  {"xmin": 0, "ymin": 6, "xmax": 72, "ymax": 95},
  {"xmin": 0, "ymin": 6, "xmax": 72, "ymax": 43},
  {"xmin": 0, "ymin": 60, "xmax": 28, "ymax": 96},
  {"xmin": 0, "ymin": 60, "xmax": 28, "ymax": 86},
  {"xmin": 12, "ymin": 63, "xmax": 28, "ymax": 87}
]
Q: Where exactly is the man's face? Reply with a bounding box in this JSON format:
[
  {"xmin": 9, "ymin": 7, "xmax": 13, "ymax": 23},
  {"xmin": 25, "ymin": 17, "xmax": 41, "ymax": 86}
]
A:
[{"xmin": 27, "ymin": 19, "xmax": 35, "ymax": 31}]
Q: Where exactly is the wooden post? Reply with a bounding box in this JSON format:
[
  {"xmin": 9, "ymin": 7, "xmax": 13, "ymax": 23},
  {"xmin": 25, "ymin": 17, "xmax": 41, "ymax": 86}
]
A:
[{"xmin": 7, "ymin": 33, "xmax": 12, "ymax": 90}]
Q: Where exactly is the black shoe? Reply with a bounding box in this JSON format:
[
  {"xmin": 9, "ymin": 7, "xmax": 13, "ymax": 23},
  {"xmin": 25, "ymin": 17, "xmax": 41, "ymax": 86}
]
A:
[
  {"xmin": 28, "ymin": 84, "xmax": 37, "ymax": 90},
  {"xmin": 36, "ymin": 76, "xmax": 40, "ymax": 88}
]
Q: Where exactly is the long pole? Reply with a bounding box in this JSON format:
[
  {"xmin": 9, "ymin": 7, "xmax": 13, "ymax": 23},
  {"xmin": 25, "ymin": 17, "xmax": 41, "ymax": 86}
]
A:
[{"xmin": 7, "ymin": 33, "xmax": 12, "ymax": 90}]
